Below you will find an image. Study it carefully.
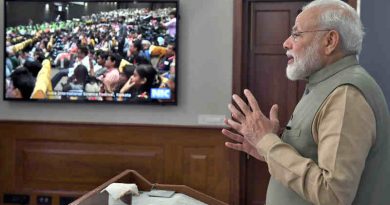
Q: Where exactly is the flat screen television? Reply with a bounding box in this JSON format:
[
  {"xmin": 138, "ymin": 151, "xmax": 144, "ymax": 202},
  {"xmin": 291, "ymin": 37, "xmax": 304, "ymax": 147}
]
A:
[{"xmin": 4, "ymin": 0, "xmax": 178, "ymax": 104}]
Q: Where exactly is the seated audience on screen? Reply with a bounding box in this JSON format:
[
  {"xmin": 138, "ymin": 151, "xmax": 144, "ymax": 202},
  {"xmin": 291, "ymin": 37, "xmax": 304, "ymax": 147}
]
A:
[
  {"xmin": 6, "ymin": 67, "xmax": 36, "ymax": 99},
  {"xmin": 5, "ymin": 6, "xmax": 177, "ymax": 102}
]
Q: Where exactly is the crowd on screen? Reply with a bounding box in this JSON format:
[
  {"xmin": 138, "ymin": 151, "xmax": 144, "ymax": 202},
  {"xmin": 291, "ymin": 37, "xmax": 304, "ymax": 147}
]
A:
[{"xmin": 5, "ymin": 7, "xmax": 177, "ymax": 103}]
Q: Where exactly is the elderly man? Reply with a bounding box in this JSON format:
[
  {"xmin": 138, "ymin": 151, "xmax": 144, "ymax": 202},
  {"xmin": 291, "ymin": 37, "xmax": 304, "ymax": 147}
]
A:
[{"xmin": 223, "ymin": 0, "xmax": 390, "ymax": 205}]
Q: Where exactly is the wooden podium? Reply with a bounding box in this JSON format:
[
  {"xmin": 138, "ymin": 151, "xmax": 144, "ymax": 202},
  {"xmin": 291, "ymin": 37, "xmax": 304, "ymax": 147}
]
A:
[{"xmin": 69, "ymin": 169, "xmax": 228, "ymax": 205}]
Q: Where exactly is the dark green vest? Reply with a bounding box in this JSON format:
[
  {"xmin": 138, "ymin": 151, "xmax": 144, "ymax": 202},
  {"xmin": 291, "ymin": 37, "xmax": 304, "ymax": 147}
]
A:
[{"xmin": 266, "ymin": 56, "xmax": 390, "ymax": 205}]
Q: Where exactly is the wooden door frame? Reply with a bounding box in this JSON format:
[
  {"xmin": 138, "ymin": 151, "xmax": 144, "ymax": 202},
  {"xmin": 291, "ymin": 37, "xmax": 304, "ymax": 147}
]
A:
[{"xmin": 231, "ymin": 0, "xmax": 357, "ymax": 204}]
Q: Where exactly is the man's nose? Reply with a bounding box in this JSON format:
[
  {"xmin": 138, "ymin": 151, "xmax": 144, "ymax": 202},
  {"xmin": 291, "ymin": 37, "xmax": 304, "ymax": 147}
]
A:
[{"xmin": 283, "ymin": 36, "xmax": 292, "ymax": 50}]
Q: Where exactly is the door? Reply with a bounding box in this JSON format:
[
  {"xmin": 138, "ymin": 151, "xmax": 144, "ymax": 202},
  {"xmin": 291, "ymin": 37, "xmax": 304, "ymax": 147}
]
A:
[{"xmin": 245, "ymin": 2, "xmax": 306, "ymax": 204}]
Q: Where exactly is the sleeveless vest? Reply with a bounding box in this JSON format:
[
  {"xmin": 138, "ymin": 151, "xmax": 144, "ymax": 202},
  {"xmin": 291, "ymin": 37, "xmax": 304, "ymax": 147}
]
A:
[{"xmin": 266, "ymin": 56, "xmax": 390, "ymax": 205}]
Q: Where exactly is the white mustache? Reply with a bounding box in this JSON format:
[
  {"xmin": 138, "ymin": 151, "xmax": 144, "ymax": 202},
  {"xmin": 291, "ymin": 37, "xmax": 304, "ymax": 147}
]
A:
[{"xmin": 286, "ymin": 51, "xmax": 295, "ymax": 58}]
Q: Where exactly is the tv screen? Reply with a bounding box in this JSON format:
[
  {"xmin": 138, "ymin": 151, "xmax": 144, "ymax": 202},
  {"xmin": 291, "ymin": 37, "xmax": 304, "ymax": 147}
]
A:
[{"xmin": 4, "ymin": 0, "xmax": 178, "ymax": 104}]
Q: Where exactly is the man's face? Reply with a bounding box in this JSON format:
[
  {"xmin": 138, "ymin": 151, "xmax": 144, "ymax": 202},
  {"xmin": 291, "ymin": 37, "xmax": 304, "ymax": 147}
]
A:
[
  {"xmin": 166, "ymin": 45, "xmax": 175, "ymax": 57},
  {"xmin": 77, "ymin": 50, "xmax": 86, "ymax": 60},
  {"xmin": 282, "ymin": 8, "xmax": 325, "ymax": 80},
  {"xmin": 97, "ymin": 55, "xmax": 105, "ymax": 66},
  {"xmin": 105, "ymin": 57, "xmax": 115, "ymax": 68},
  {"xmin": 130, "ymin": 44, "xmax": 137, "ymax": 54}
]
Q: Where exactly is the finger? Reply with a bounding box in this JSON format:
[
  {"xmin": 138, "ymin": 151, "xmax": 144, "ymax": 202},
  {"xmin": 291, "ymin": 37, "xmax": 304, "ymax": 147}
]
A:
[
  {"xmin": 232, "ymin": 94, "xmax": 251, "ymax": 115},
  {"xmin": 224, "ymin": 117, "xmax": 233, "ymax": 127},
  {"xmin": 225, "ymin": 142, "xmax": 245, "ymax": 152},
  {"xmin": 225, "ymin": 118, "xmax": 242, "ymax": 132},
  {"xmin": 228, "ymin": 104, "xmax": 245, "ymax": 122},
  {"xmin": 224, "ymin": 117, "xmax": 238, "ymax": 128},
  {"xmin": 222, "ymin": 128, "xmax": 244, "ymax": 143},
  {"xmin": 270, "ymin": 104, "xmax": 279, "ymax": 123},
  {"xmin": 244, "ymin": 89, "xmax": 262, "ymax": 114}
]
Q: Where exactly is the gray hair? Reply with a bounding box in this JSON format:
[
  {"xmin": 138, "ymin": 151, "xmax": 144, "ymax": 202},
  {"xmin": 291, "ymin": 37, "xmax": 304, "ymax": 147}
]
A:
[{"xmin": 303, "ymin": 0, "xmax": 364, "ymax": 55}]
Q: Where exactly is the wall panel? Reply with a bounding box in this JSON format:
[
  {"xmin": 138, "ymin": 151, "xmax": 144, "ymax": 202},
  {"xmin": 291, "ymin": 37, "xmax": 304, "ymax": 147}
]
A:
[{"xmin": 0, "ymin": 121, "xmax": 231, "ymax": 204}]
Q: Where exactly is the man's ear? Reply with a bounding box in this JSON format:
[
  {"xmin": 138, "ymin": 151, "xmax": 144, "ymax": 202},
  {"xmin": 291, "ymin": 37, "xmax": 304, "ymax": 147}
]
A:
[{"xmin": 324, "ymin": 30, "xmax": 340, "ymax": 55}]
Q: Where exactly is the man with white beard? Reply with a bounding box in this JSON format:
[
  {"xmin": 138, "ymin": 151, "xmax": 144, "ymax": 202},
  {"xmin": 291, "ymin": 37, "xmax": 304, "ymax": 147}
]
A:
[{"xmin": 222, "ymin": 0, "xmax": 390, "ymax": 205}]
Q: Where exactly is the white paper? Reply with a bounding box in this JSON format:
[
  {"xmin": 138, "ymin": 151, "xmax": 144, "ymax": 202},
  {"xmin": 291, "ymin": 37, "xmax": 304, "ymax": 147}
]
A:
[{"xmin": 101, "ymin": 183, "xmax": 139, "ymax": 205}]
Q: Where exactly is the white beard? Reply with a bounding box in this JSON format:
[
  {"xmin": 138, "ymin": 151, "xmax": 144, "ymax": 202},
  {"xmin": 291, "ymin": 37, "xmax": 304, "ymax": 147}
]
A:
[{"xmin": 286, "ymin": 38, "xmax": 324, "ymax": 81}]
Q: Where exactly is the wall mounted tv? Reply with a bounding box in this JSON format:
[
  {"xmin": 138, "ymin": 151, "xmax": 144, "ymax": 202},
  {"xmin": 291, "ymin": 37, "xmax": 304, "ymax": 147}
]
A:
[{"xmin": 4, "ymin": 0, "xmax": 178, "ymax": 104}]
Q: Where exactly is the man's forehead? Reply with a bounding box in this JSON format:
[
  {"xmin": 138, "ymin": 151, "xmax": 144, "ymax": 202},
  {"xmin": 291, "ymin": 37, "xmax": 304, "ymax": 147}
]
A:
[{"xmin": 293, "ymin": 9, "xmax": 316, "ymax": 30}]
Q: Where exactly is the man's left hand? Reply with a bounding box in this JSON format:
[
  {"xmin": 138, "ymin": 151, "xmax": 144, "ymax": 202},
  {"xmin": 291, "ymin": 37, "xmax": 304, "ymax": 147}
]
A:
[{"xmin": 225, "ymin": 89, "xmax": 280, "ymax": 148}]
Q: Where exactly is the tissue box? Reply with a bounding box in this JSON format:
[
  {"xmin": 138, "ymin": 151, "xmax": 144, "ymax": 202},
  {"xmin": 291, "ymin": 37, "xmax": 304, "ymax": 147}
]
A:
[{"xmin": 101, "ymin": 183, "xmax": 139, "ymax": 205}]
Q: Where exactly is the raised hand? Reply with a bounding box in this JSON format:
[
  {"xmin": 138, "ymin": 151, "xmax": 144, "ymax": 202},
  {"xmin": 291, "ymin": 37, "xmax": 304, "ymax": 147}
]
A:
[{"xmin": 222, "ymin": 89, "xmax": 280, "ymax": 160}]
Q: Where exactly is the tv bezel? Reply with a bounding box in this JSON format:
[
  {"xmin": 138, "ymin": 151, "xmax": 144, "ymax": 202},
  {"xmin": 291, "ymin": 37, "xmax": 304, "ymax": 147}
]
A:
[{"xmin": 3, "ymin": 0, "xmax": 179, "ymax": 105}]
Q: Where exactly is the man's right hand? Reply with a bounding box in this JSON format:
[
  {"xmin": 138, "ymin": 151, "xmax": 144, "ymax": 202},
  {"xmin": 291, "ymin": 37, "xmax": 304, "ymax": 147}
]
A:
[{"xmin": 222, "ymin": 126, "xmax": 265, "ymax": 161}]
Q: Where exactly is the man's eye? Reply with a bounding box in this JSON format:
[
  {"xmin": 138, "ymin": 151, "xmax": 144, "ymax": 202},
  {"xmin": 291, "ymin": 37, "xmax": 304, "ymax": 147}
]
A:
[{"xmin": 291, "ymin": 32, "xmax": 299, "ymax": 38}]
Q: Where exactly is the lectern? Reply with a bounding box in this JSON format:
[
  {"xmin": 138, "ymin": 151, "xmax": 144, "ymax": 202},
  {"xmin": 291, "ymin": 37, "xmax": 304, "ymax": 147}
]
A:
[{"xmin": 69, "ymin": 170, "xmax": 228, "ymax": 205}]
